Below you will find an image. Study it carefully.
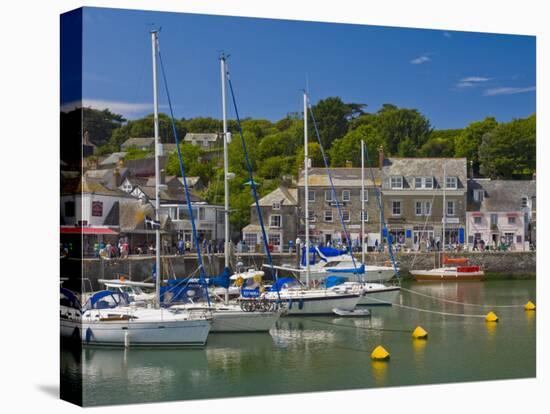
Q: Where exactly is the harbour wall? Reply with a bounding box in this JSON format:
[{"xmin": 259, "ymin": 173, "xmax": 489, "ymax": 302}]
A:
[{"xmin": 66, "ymin": 251, "xmax": 536, "ymax": 290}]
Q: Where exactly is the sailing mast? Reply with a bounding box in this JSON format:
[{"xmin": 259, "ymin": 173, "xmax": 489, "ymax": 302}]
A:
[
  {"xmin": 303, "ymin": 91, "xmax": 310, "ymax": 287},
  {"xmin": 151, "ymin": 29, "xmax": 161, "ymax": 308},
  {"xmin": 442, "ymin": 163, "xmax": 447, "ymax": 267},
  {"xmin": 220, "ymin": 54, "xmax": 231, "ymax": 304},
  {"xmin": 361, "ymin": 140, "xmax": 366, "ymax": 265}
]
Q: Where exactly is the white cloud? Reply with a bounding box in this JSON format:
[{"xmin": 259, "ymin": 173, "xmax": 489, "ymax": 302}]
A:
[
  {"xmin": 483, "ymin": 86, "xmax": 536, "ymax": 96},
  {"xmin": 460, "ymin": 76, "xmax": 491, "ymax": 83},
  {"xmin": 82, "ymin": 98, "xmax": 152, "ymax": 115},
  {"xmin": 411, "ymin": 56, "xmax": 431, "ymax": 64}
]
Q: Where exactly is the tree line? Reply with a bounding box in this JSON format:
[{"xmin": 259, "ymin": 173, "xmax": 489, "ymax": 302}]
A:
[{"xmin": 79, "ymin": 98, "xmax": 536, "ymax": 231}]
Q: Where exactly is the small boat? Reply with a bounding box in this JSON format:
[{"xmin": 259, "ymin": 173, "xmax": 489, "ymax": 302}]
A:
[
  {"xmin": 326, "ymin": 276, "xmax": 400, "ymax": 306},
  {"xmin": 332, "ymin": 308, "xmax": 371, "ymax": 317},
  {"xmin": 410, "ymin": 265, "xmax": 484, "ymax": 281}
]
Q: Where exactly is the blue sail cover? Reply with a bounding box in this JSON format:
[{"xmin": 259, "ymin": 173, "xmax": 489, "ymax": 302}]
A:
[
  {"xmin": 269, "ymin": 277, "xmax": 297, "ymax": 292},
  {"xmin": 84, "ymin": 290, "xmax": 128, "ymax": 310},
  {"xmin": 301, "ymin": 246, "xmax": 318, "ymax": 267},
  {"xmin": 160, "ymin": 267, "xmax": 231, "ymax": 305},
  {"xmin": 317, "ymin": 246, "xmax": 348, "ymax": 257},
  {"xmin": 325, "ymin": 276, "xmax": 348, "ymax": 288},
  {"xmin": 60, "ymin": 287, "xmax": 81, "ymax": 310}
]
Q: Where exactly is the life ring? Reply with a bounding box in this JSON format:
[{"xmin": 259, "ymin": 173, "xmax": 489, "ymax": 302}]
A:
[{"xmin": 235, "ymin": 277, "xmax": 244, "ymax": 287}]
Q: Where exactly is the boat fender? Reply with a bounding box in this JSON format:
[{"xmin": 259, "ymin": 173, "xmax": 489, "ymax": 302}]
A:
[
  {"xmin": 524, "ymin": 300, "xmax": 536, "ymax": 311},
  {"xmin": 371, "ymin": 345, "xmax": 390, "ymax": 361},
  {"xmin": 85, "ymin": 327, "xmax": 93, "ymax": 344},
  {"xmin": 485, "ymin": 311, "xmax": 499, "ymax": 322},
  {"xmin": 299, "ymin": 299, "xmax": 305, "ymax": 310},
  {"xmin": 412, "ymin": 326, "xmax": 428, "ymax": 339}
]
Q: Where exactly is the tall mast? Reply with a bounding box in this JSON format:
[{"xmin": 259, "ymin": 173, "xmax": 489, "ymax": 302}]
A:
[
  {"xmin": 151, "ymin": 30, "xmax": 161, "ymax": 308},
  {"xmin": 220, "ymin": 53, "xmax": 230, "ymax": 304},
  {"xmin": 303, "ymin": 91, "xmax": 310, "ymax": 286},
  {"xmin": 361, "ymin": 140, "xmax": 366, "ymax": 265},
  {"xmin": 442, "ymin": 163, "xmax": 447, "ymax": 259}
]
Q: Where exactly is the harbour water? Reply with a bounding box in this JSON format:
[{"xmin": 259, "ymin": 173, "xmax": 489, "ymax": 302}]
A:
[{"xmin": 61, "ymin": 279, "xmax": 536, "ymax": 406}]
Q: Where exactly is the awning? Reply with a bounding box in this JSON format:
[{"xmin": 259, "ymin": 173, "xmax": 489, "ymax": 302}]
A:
[
  {"xmin": 471, "ymin": 212, "xmax": 483, "ymax": 217},
  {"xmin": 506, "ymin": 213, "xmax": 519, "ymax": 217},
  {"xmin": 60, "ymin": 226, "xmax": 118, "ymax": 235}
]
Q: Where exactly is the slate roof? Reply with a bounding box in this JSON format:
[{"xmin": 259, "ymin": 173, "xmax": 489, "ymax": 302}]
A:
[
  {"xmin": 381, "ymin": 157, "xmax": 467, "ymax": 189},
  {"xmin": 297, "ymin": 168, "xmax": 380, "ymax": 187},
  {"xmin": 99, "ymin": 152, "xmax": 127, "ymax": 166},
  {"xmin": 118, "ymin": 200, "xmax": 171, "ymax": 232},
  {"xmin": 61, "ymin": 177, "xmax": 133, "ymax": 198},
  {"xmin": 253, "ymin": 186, "xmax": 298, "ymax": 207},
  {"xmin": 467, "ymin": 179, "xmax": 536, "ymax": 212},
  {"xmin": 121, "ymin": 137, "xmax": 155, "ymax": 149}
]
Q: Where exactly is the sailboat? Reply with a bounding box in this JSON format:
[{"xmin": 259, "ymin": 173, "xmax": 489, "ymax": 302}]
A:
[
  {"xmin": 410, "ymin": 164, "xmax": 484, "ymax": 281},
  {"xmin": 158, "ymin": 53, "xmax": 281, "ymax": 332},
  {"xmin": 60, "ymin": 30, "xmax": 211, "ymax": 347},
  {"xmin": 261, "ymin": 91, "xmax": 362, "ymax": 315}
]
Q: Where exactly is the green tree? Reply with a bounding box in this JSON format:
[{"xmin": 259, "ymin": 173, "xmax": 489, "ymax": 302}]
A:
[
  {"xmin": 82, "ymin": 107, "xmax": 126, "ymax": 146},
  {"xmin": 418, "ymin": 129, "xmax": 461, "ymax": 157},
  {"xmin": 294, "ymin": 142, "xmax": 324, "ymax": 174},
  {"xmin": 455, "ymin": 117, "xmax": 497, "ymax": 175},
  {"xmin": 309, "ymin": 97, "xmax": 366, "ymax": 149},
  {"xmin": 372, "ymin": 105, "xmax": 432, "ymax": 156},
  {"xmin": 329, "ymin": 125, "xmax": 383, "ymax": 167},
  {"xmin": 479, "ymin": 114, "xmax": 536, "ymax": 179}
]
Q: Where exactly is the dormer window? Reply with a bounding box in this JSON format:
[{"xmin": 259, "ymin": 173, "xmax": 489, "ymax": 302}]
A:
[
  {"xmin": 445, "ymin": 176, "xmax": 458, "ymax": 189},
  {"xmin": 390, "ymin": 176, "xmax": 403, "ymax": 189},
  {"xmin": 272, "ymin": 202, "xmax": 281, "ymax": 210},
  {"xmin": 415, "ymin": 176, "xmax": 434, "ymax": 189},
  {"xmin": 474, "ymin": 189, "xmax": 484, "ymax": 203}
]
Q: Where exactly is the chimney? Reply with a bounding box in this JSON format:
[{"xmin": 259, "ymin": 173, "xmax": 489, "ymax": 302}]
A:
[
  {"xmin": 378, "ymin": 145, "xmax": 385, "ymax": 169},
  {"xmin": 113, "ymin": 167, "xmax": 122, "ymax": 188}
]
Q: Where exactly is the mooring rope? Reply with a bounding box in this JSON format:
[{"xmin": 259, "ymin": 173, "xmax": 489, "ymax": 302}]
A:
[
  {"xmin": 366, "ymin": 296, "xmax": 487, "ymax": 318},
  {"xmin": 399, "ymin": 287, "xmax": 526, "ymax": 308}
]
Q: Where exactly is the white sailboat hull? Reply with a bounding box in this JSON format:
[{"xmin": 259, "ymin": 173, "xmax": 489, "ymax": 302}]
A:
[
  {"xmin": 357, "ymin": 286, "xmax": 400, "ymax": 306},
  {"xmin": 61, "ymin": 308, "xmax": 211, "ymax": 347},
  {"xmin": 264, "ymin": 291, "xmax": 361, "ymax": 315}
]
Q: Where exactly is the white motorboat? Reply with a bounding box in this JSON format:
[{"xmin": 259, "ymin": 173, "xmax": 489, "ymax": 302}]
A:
[
  {"xmin": 410, "ymin": 265, "xmax": 484, "ymax": 281},
  {"xmin": 325, "ymin": 276, "xmax": 400, "ymax": 306}
]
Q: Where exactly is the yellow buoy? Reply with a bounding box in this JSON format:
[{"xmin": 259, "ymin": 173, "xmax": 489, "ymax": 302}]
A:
[
  {"xmin": 524, "ymin": 301, "xmax": 536, "ymax": 311},
  {"xmin": 485, "ymin": 311, "xmax": 499, "ymax": 322},
  {"xmin": 371, "ymin": 345, "xmax": 390, "ymax": 361},
  {"xmin": 412, "ymin": 326, "xmax": 428, "ymax": 339}
]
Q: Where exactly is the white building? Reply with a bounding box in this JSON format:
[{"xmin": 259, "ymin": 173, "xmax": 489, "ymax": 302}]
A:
[{"xmin": 466, "ymin": 179, "xmax": 536, "ymax": 251}]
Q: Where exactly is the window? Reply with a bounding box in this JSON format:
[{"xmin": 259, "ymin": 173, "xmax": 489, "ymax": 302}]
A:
[
  {"xmin": 268, "ymin": 233, "xmax": 281, "ymax": 251},
  {"xmin": 269, "ymin": 215, "xmax": 282, "ymax": 228},
  {"xmin": 324, "ymin": 211, "xmax": 333, "ymax": 222},
  {"xmin": 445, "ymin": 176, "xmax": 458, "ymax": 189},
  {"xmin": 508, "ymin": 216, "xmax": 516, "ymax": 225},
  {"xmin": 521, "ymin": 197, "xmax": 528, "ymax": 208},
  {"xmin": 424, "ymin": 201, "xmax": 432, "ymax": 216},
  {"xmin": 272, "ymin": 202, "xmax": 281, "ymax": 210},
  {"xmin": 392, "ymin": 201, "xmax": 401, "ymax": 216},
  {"xmin": 342, "ymin": 190, "xmax": 350, "ymax": 202},
  {"xmin": 244, "ymin": 233, "xmax": 258, "ymax": 247},
  {"xmin": 446, "ymin": 201, "xmax": 455, "ymax": 216},
  {"xmin": 361, "ymin": 189, "xmax": 368, "ymax": 202},
  {"xmin": 390, "ymin": 176, "xmax": 403, "ymax": 189},
  {"xmin": 474, "ymin": 189, "xmax": 484, "ymax": 202},
  {"xmin": 65, "ymin": 201, "xmax": 75, "ymax": 217},
  {"xmin": 308, "ymin": 190, "xmax": 315, "ymax": 202},
  {"xmin": 308, "ymin": 210, "xmax": 316, "ymax": 222},
  {"xmin": 361, "ymin": 211, "xmax": 368, "ymax": 222},
  {"xmin": 517, "ymin": 235, "xmax": 522, "ymax": 243},
  {"xmin": 325, "ymin": 190, "xmax": 334, "ymax": 202},
  {"xmin": 474, "ymin": 216, "xmax": 482, "ymax": 225},
  {"xmin": 490, "ymin": 214, "xmax": 498, "ymax": 226},
  {"xmin": 198, "ymin": 207, "xmax": 205, "ymax": 221},
  {"xmin": 416, "ymin": 201, "xmax": 431, "ymax": 216},
  {"xmin": 415, "ymin": 176, "xmax": 433, "ymax": 189},
  {"xmin": 342, "ymin": 211, "xmax": 350, "ymax": 222},
  {"xmin": 415, "ymin": 201, "xmax": 423, "ymax": 216}
]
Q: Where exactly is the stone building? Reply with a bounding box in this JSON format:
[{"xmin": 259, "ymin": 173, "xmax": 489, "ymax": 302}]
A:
[
  {"xmin": 380, "ymin": 155, "xmax": 468, "ymax": 250},
  {"xmin": 466, "ymin": 179, "xmax": 536, "ymax": 251},
  {"xmin": 242, "ymin": 186, "xmax": 298, "ymax": 253},
  {"xmin": 297, "ymin": 168, "xmax": 382, "ymax": 248}
]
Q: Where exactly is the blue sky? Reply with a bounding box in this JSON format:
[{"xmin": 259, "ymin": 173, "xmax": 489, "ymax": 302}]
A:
[{"xmin": 73, "ymin": 7, "xmax": 536, "ymax": 129}]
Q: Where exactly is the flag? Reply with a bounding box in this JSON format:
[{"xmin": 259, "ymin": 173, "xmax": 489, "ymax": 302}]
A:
[{"xmin": 145, "ymin": 216, "xmax": 160, "ymax": 229}]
